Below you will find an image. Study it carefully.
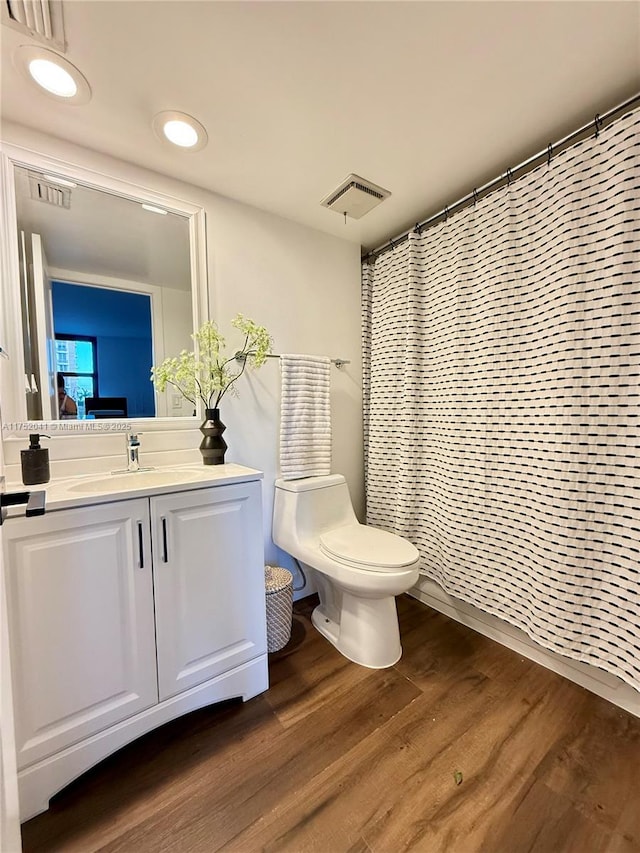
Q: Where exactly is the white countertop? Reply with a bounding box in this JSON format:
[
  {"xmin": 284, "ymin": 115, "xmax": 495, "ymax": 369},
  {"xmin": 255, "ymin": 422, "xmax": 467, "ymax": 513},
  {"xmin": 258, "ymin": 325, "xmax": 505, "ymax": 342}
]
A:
[{"xmin": 7, "ymin": 463, "xmax": 263, "ymax": 513}]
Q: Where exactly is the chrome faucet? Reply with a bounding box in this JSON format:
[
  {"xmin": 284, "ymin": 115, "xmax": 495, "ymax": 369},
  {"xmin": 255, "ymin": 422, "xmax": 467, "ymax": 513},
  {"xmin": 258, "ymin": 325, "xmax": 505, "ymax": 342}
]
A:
[
  {"xmin": 126, "ymin": 433, "xmax": 141, "ymax": 472},
  {"xmin": 111, "ymin": 433, "xmax": 154, "ymax": 475}
]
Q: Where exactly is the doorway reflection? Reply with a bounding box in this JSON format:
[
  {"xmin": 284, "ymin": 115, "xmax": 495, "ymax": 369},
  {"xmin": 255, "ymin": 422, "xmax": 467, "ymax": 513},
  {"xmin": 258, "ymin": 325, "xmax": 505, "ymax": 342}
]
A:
[{"xmin": 53, "ymin": 282, "xmax": 154, "ymax": 418}]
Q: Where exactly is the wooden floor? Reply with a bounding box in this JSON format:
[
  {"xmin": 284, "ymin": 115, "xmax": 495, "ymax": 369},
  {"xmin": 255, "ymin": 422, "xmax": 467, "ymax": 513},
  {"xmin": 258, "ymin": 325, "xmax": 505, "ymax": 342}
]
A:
[{"xmin": 21, "ymin": 594, "xmax": 640, "ymax": 853}]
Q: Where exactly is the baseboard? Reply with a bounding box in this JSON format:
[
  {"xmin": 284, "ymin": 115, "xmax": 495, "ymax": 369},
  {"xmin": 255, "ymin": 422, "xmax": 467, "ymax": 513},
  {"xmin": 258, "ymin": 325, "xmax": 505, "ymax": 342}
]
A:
[{"xmin": 409, "ymin": 576, "xmax": 640, "ymax": 718}]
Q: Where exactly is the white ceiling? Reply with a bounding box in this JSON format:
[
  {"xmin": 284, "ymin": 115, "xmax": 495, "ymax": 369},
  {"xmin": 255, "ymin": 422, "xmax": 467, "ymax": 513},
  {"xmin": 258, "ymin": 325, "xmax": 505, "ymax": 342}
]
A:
[
  {"xmin": 1, "ymin": 1, "xmax": 639, "ymax": 254},
  {"xmin": 13, "ymin": 166, "xmax": 192, "ymax": 289}
]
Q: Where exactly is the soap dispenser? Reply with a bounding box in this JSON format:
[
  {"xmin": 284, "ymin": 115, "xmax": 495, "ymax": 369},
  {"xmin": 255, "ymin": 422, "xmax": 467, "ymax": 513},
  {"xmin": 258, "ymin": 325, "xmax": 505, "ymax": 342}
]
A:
[{"xmin": 21, "ymin": 434, "xmax": 50, "ymax": 486}]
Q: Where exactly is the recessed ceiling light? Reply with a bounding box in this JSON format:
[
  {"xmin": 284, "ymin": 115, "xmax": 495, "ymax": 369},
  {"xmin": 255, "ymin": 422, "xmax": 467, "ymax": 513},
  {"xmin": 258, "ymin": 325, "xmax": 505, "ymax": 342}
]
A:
[
  {"xmin": 152, "ymin": 111, "xmax": 208, "ymax": 152},
  {"xmin": 141, "ymin": 204, "xmax": 168, "ymax": 215},
  {"xmin": 29, "ymin": 58, "xmax": 76, "ymax": 97},
  {"xmin": 13, "ymin": 46, "xmax": 91, "ymax": 104},
  {"xmin": 164, "ymin": 120, "xmax": 198, "ymax": 148}
]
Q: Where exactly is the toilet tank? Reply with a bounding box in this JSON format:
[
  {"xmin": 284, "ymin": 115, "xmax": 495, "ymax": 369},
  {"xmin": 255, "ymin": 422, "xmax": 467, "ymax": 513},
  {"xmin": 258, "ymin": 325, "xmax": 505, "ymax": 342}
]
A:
[{"xmin": 273, "ymin": 474, "xmax": 357, "ymax": 551}]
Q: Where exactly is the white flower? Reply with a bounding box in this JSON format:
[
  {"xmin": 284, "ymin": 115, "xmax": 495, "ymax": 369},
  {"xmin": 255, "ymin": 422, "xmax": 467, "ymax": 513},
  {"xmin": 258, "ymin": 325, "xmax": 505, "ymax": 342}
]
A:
[{"xmin": 151, "ymin": 315, "xmax": 273, "ymax": 410}]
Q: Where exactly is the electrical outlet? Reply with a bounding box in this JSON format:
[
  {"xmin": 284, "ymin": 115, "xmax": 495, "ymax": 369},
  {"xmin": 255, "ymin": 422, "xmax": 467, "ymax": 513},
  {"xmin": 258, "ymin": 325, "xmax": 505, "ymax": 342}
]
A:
[{"xmin": 171, "ymin": 394, "xmax": 182, "ymax": 409}]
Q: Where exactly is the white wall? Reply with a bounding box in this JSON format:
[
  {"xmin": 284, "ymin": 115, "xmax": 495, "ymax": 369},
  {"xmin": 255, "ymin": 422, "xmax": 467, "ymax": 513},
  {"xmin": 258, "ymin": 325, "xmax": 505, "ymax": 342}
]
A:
[
  {"xmin": 205, "ymin": 191, "xmax": 364, "ymax": 571},
  {"xmin": 157, "ymin": 285, "xmax": 193, "ymax": 419},
  {"xmin": 1, "ymin": 122, "xmax": 364, "ymax": 596}
]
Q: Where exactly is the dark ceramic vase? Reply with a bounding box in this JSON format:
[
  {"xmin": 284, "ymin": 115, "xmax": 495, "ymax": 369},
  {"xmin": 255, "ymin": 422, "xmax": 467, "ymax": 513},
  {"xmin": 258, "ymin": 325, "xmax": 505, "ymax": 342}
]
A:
[{"xmin": 199, "ymin": 408, "xmax": 227, "ymax": 465}]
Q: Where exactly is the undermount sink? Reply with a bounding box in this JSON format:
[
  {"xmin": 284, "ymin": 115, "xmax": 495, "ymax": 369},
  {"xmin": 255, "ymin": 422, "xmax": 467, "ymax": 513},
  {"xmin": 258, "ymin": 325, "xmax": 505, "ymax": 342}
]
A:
[{"xmin": 68, "ymin": 469, "xmax": 204, "ymax": 494}]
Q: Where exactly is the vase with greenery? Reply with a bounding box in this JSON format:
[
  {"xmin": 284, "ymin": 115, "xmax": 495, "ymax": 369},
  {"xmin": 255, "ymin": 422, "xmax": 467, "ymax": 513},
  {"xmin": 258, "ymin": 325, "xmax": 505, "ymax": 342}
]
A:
[{"xmin": 151, "ymin": 314, "xmax": 273, "ymax": 464}]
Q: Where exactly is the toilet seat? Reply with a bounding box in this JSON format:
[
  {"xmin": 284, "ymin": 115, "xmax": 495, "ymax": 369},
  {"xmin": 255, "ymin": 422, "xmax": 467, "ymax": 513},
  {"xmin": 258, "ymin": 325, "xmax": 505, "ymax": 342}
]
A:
[{"xmin": 319, "ymin": 524, "xmax": 419, "ymax": 572}]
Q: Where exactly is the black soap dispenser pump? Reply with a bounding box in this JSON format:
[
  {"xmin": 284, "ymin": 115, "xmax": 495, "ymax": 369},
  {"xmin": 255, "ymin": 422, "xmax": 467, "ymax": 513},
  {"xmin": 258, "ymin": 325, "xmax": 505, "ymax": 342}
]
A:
[{"xmin": 21, "ymin": 434, "xmax": 51, "ymax": 486}]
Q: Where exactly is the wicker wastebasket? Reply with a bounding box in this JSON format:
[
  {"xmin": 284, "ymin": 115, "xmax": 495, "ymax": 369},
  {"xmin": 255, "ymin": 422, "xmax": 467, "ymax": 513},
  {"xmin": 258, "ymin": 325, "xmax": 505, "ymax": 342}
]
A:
[{"xmin": 264, "ymin": 565, "xmax": 293, "ymax": 652}]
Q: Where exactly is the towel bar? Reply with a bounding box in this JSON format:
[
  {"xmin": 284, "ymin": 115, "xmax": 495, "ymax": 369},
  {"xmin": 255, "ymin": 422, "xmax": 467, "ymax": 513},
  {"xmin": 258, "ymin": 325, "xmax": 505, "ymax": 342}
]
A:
[{"xmin": 235, "ymin": 352, "xmax": 350, "ymax": 368}]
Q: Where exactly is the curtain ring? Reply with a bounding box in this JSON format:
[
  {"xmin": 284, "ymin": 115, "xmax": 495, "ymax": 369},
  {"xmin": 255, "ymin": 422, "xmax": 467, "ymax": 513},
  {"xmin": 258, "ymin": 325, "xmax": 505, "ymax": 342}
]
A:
[
  {"xmin": 444, "ymin": 206, "xmax": 449, "ymax": 221},
  {"xmin": 413, "ymin": 222, "xmax": 421, "ymax": 234},
  {"xmin": 547, "ymin": 142, "xmax": 553, "ymax": 166},
  {"xmin": 473, "ymin": 188, "xmax": 478, "ymax": 206},
  {"xmin": 506, "ymin": 168, "xmax": 513, "ymax": 185},
  {"xmin": 594, "ymin": 114, "xmax": 603, "ymax": 138}
]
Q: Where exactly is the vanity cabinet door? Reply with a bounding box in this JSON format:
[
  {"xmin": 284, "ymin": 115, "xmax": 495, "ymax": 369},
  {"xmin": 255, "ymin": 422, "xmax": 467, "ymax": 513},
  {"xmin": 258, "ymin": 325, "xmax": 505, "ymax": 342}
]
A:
[
  {"xmin": 4, "ymin": 499, "xmax": 158, "ymax": 769},
  {"xmin": 151, "ymin": 481, "xmax": 267, "ymax": 701}
]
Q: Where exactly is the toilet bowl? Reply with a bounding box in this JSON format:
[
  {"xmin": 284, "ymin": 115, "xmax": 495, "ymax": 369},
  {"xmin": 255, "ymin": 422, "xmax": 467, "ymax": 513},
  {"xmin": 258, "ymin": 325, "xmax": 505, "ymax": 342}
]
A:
[{"xmin": 273, "ymin": 474, "xmax": 420, "ymax": 668}]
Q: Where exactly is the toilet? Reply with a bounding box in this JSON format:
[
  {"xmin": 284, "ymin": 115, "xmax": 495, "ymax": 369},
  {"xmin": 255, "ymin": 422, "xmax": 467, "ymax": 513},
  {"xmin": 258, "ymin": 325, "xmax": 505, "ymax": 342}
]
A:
[{"xmin": 273, "ymin": 474, "xmax": 420, "ymax": 668}]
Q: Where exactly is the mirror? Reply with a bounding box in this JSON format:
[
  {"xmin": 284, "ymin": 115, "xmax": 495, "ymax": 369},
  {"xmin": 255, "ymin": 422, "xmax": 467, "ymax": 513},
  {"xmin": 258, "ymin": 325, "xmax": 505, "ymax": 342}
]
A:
[{"xmin": 0, "ymin": 146, "xmax": 208, "ymax": 429}]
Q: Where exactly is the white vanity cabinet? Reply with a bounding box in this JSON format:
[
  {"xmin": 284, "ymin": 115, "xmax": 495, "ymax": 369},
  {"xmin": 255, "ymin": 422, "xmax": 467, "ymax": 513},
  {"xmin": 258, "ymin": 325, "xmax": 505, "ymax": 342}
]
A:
[
  {"xmin": 4, "ymin": 499, "xmax": 158, "ymax": 770},
  {"xmin": 3, "ymin": 471, "xmax": 268, "ymax": 821},
  {"xmin": 152, "ymin": 483, "xmax": 265, "ymax": 701}
]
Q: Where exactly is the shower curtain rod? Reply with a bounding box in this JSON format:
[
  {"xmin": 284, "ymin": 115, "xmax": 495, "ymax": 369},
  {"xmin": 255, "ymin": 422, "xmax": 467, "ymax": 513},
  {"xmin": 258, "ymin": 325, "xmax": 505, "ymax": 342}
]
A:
[{"xmin": 363, "ymin": 92, "xmax": 640, "ymax": 264}]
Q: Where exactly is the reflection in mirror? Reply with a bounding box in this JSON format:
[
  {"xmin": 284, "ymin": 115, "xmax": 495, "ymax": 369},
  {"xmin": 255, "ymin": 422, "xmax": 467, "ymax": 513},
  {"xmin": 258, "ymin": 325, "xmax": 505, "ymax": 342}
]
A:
[{"xmin": 13, "ymin": 165, "xmax": 196, "ymax": 421}]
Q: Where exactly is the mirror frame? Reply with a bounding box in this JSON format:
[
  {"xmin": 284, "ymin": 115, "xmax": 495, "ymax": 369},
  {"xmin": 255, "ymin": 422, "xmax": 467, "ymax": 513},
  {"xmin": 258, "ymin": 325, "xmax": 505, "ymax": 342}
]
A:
[{"xmin": 0, "ymin": 142, "xmax": 209, "ymax": 434}]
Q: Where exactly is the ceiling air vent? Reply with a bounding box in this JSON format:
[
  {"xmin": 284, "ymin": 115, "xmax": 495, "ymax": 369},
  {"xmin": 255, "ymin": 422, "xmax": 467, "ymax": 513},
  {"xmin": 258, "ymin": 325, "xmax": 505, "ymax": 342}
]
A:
[
  {"xmin": 28, "ymin": 174, "xmax": 71, "ymax": 208},
  {"xmin": 2, "ymin": 0, "xmax": 66, "ymax": 51},
  {"xmin": 321, "ymin": 174, "xmax": 391, "ymax": 220}
]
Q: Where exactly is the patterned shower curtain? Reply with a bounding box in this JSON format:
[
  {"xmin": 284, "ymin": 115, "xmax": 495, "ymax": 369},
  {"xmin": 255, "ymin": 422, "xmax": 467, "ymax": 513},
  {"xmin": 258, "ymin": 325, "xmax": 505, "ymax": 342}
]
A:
[{"xmin": 362, "ymin": 107, "xmax": 640, "ymax": 692}]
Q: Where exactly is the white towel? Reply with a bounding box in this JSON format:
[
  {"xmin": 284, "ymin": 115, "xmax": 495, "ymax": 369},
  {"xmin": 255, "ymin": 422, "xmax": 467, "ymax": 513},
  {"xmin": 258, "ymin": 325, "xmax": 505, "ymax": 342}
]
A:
[{"xmin": 280, "ymin": 354, "xmax": 331, "ymax": 480}]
